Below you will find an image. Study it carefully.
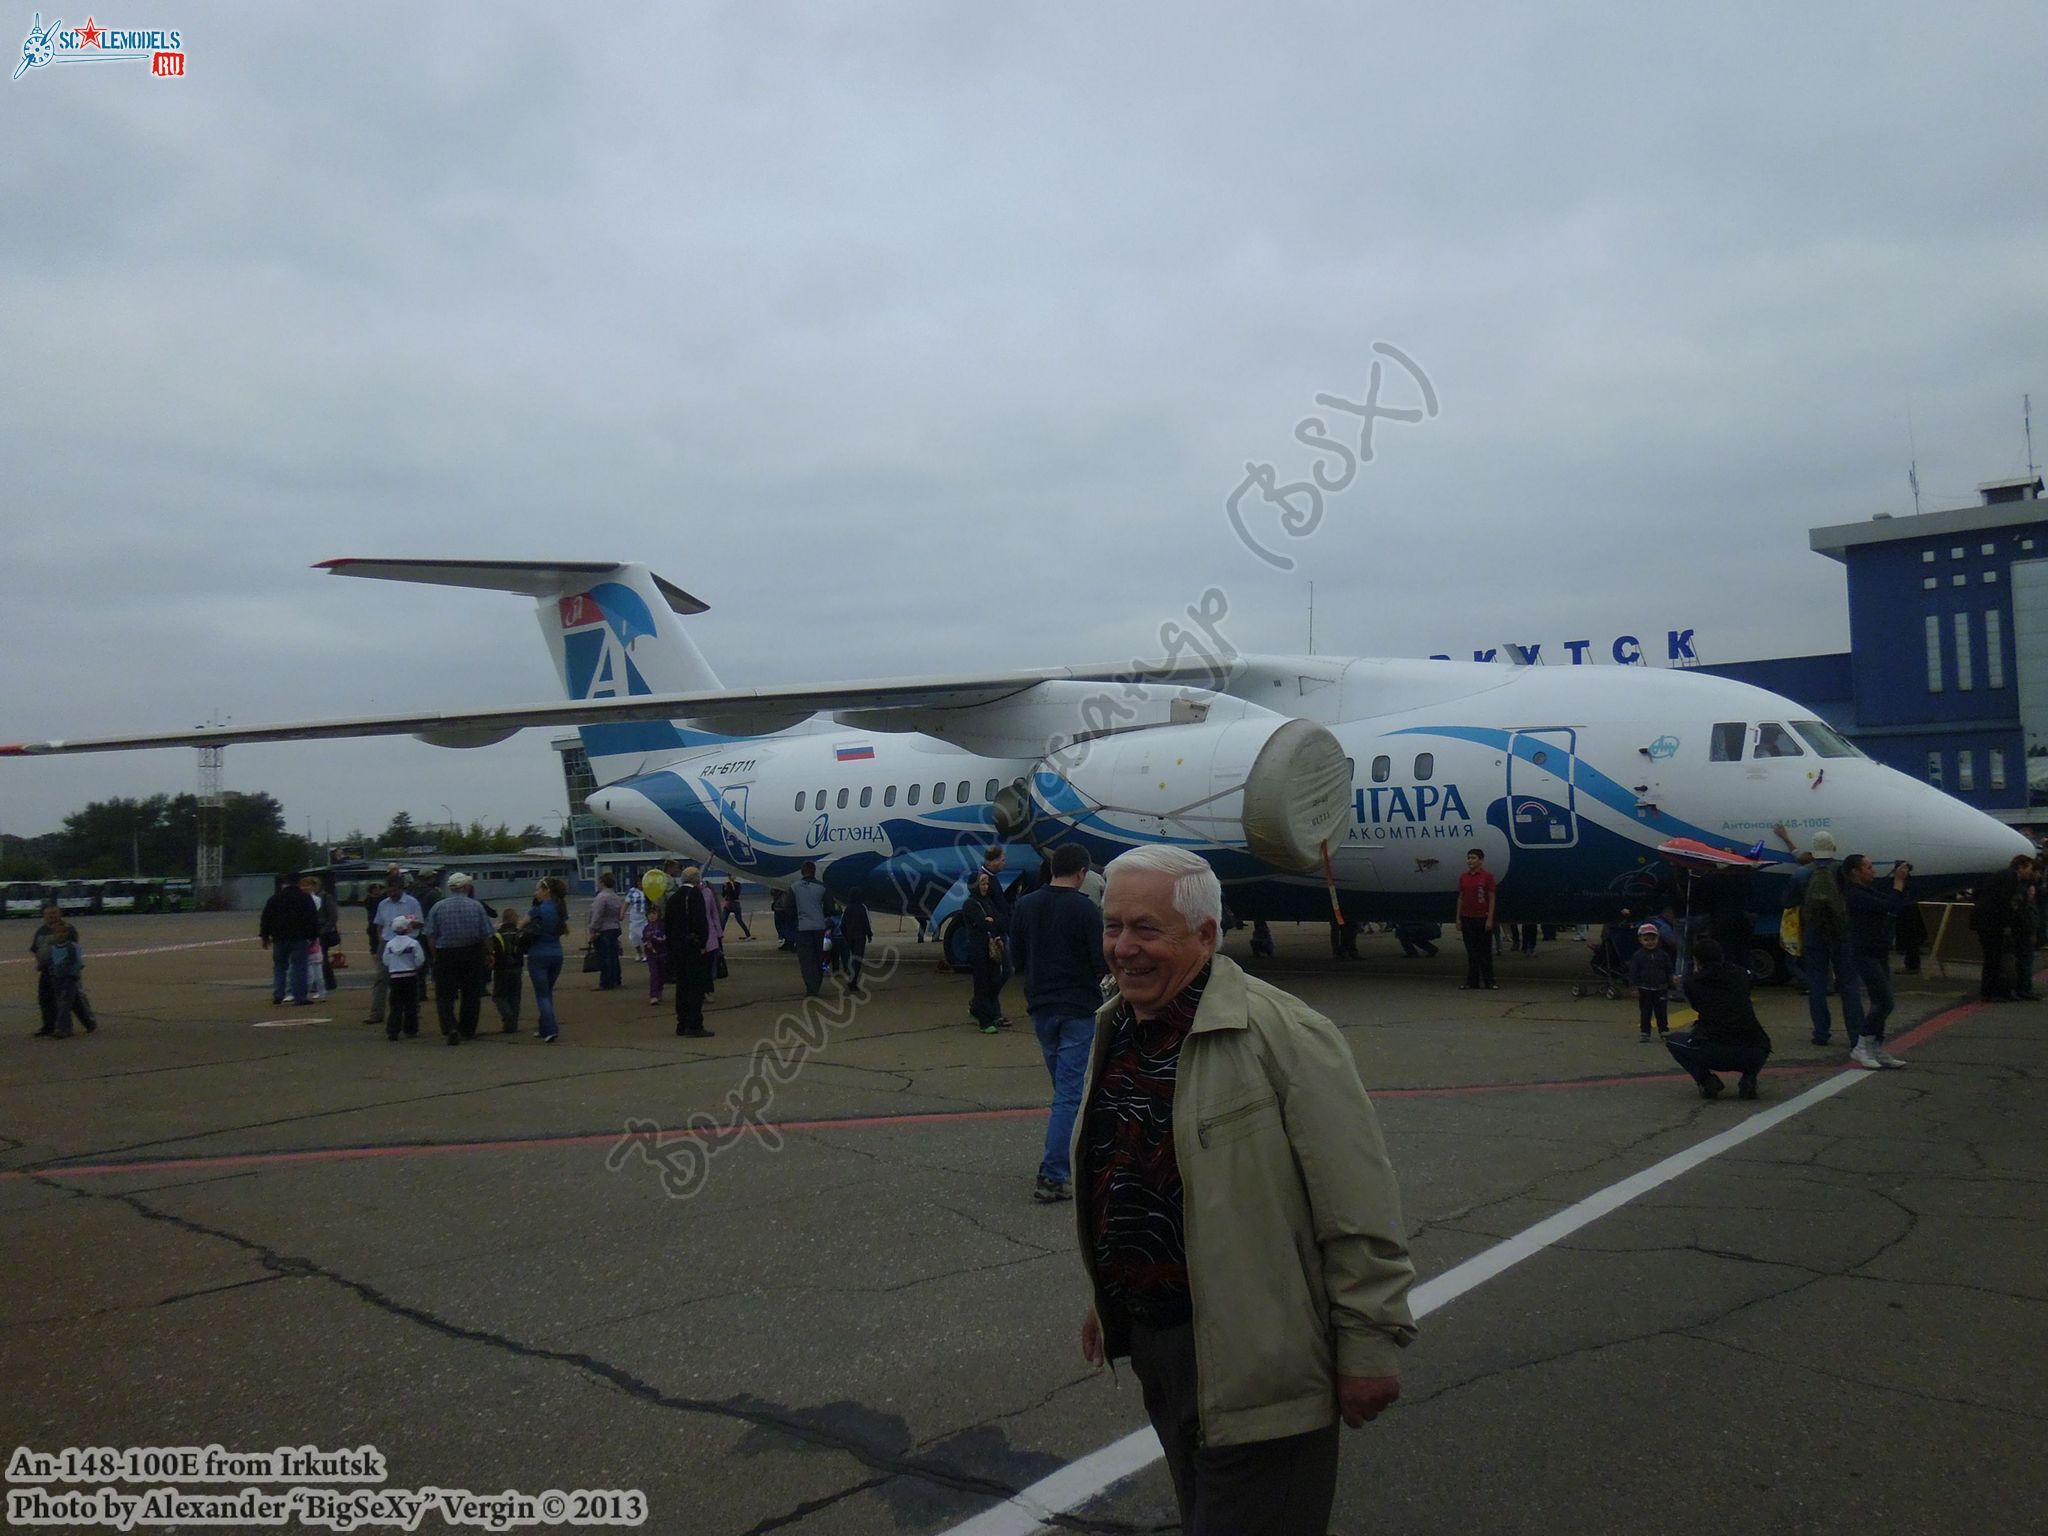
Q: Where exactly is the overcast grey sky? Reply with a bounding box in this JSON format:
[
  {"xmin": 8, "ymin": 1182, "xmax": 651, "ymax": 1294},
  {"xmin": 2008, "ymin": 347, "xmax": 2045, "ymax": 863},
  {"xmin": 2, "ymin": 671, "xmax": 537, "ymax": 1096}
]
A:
[{"xmin": 4, "ymin": 1, "xmax": 2044, "ymax": 841}]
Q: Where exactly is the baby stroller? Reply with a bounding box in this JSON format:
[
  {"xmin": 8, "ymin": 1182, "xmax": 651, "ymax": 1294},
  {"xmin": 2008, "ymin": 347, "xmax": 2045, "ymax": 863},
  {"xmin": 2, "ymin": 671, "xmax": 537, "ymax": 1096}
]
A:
[{"xmin": 1571, "ymin": 918, "xmax": 1635, "ymax": 1000}]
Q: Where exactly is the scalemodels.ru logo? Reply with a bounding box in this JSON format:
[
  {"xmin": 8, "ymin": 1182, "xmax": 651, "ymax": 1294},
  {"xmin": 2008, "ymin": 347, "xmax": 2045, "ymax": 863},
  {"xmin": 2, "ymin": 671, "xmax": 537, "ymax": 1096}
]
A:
[{"xmin": 13, "ymin": 11, "xmax": 186, "ymax": 80}]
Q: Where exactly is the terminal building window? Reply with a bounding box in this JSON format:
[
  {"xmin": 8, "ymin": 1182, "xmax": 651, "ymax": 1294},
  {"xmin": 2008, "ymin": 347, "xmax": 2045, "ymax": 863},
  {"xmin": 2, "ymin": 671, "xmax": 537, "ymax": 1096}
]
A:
[
  {"xmin": 1370, "ymin": 755, "xmax": 1391, "ymax": 783},
  {"xmin": 1955, "ymin": 613, "xmax": 1974, "ymax": 691},
  {"xmin": 1710, "ymin": 722, "xmax": 1745, "ymax": 761},
  {"xmin": 1922, "ymin": 550, "xmax": 1936, "ymax": 563},
  {"xmin": 1926, "ymin": 615, "xmax": 1943, "ymax": 693},
  {"xmin": 1753, "ymin": 723, "xmax": 1804, "ymax": 757},
  {"xmin": 1927, "ymin": 751, "xmax": 1944, "ymax": 788},
  {"xmin": 1958, "ymin": 751, "xmax": 1975, "ymax": 790},
  {"xmin": 1987, "ymin": 611, "xmax": 2005, "ymax": 688},
  {"xmin": 1923, "ymin": 577, "xmax": 1937, "ymax": 591},
  {"xmin": 1991, "ymin": 749, "xmax": 2008, "ymax": 790}
]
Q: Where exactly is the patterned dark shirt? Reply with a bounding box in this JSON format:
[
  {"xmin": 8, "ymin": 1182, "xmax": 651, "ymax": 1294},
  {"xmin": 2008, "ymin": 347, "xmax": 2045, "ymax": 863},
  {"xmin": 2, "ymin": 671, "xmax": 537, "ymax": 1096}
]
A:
[{"xmin": 1084, "ymin": 965, "xmax": 1210, "ymax": 1329}]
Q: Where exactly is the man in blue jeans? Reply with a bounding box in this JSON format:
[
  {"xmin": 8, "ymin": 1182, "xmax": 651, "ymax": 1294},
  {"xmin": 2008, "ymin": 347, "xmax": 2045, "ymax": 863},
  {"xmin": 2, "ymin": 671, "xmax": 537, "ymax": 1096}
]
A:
[
  {"xmin": 258, "ymin": 874, "xmax": 318, "ymax": 1006},
  {"xmin": 1007, "ymin": 843, "xmax": 1107, "ymax": 1203}
]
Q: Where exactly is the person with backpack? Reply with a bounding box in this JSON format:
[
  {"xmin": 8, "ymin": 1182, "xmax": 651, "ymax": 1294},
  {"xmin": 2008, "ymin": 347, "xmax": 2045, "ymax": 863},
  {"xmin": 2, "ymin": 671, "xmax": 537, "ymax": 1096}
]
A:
[
  {"xmin": 34, "ymin": 913, "xmax": 96, "ymax": 1039},
  {"xmin": 489, "ymin": 905, "xmax": 526, "ymax": 1032},
  {"xmin": 30, "ymin": 903, "xmax": 97, "ymax": 1037}
]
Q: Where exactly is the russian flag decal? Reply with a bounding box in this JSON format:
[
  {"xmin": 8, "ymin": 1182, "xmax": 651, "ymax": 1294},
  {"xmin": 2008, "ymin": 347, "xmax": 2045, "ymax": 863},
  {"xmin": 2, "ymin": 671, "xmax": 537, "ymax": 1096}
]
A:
[{"xmin": 835, "ymin": 743, "xmax": 876, "ymax": 762}]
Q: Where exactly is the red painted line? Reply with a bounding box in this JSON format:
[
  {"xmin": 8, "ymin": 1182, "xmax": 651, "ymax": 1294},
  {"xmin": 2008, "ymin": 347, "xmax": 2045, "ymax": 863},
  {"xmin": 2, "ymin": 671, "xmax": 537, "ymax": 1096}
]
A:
[{"xmin": 6, "ymin": 988, "xmax": 1999, "ymax": 1184}]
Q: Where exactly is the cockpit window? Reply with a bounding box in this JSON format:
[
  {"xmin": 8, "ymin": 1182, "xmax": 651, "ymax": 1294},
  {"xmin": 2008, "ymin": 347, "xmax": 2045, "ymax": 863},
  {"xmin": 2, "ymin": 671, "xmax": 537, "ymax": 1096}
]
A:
[
  {"xmin": 1753, "ymin": 723, "xmax": 1805, "ymax": 758},
  {"xmin": 1710, "ymin": 723, "xmax": 1745, "ymax": 762},
  {"xmin": 1792, "ymin": 720, "xmax": 1861, "ymax": 759}
]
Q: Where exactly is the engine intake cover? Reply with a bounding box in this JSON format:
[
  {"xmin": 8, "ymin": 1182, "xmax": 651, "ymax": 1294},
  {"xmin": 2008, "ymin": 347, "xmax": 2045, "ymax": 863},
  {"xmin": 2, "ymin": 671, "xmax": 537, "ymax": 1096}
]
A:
[
  {"xmin": 1031, "ymin": 710, "xmax": 1350, "ymax": 875},
  {"xmin": 1242, "ymin": 717, "xmax": 1353, "ymax": 871}
]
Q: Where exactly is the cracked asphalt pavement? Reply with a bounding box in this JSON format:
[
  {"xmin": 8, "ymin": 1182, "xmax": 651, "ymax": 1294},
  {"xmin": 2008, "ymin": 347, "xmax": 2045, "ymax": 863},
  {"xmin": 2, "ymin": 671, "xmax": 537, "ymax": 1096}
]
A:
[{"xmin": 3, "ymin": 912, "xmax": 2042, "ymax": 1534}]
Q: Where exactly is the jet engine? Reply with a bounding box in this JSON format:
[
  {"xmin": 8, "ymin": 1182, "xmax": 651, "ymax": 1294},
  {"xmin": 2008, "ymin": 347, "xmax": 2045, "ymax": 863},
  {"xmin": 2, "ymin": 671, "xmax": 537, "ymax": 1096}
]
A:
[{"xmin": 1027, "ymin": 709, "xmax": 1351, "ymax": 876}]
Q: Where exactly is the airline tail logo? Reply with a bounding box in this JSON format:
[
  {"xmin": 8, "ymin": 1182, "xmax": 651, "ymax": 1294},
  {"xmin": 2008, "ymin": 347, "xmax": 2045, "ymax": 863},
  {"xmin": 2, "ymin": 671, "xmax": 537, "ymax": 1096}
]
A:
[{"xmin": 560, "ymin": 582, "xmax": 660, "ymax": 700}]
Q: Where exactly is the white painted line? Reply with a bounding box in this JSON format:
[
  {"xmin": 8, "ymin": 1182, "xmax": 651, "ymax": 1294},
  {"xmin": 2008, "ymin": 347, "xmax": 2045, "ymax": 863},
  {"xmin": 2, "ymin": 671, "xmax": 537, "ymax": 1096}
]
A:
[
  {"xmin": 939, "ymin": 1065, "xmax": 1873, "ymax": 1535},
  {"xmin": 0, "ymin": 937, "xmax": 244, "ymax": 968},
  {"xmin": 253, "ymin": 1016, "xmax": 330, "ymax": 1028}
]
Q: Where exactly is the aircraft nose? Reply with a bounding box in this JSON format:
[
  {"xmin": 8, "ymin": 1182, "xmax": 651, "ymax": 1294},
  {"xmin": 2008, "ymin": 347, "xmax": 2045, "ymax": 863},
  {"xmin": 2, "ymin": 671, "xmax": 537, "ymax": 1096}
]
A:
[
  {"xmin": 585, "ymin": 783, "xmax": 663, "ymax": 842},
  {"xmin": 1906, "ymin": 786, "xmax": 2035, "ymax": 881}
]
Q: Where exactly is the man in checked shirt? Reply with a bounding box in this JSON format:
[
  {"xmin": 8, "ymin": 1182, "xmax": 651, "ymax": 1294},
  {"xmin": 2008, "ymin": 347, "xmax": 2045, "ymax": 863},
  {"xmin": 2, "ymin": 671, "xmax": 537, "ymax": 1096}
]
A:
[
  {"xmin": 1075, "ymin": 845, "xmax": 1416, "ymax": 1536},
  {"xmin": 424, "ymin": 872, "xmax": 495, "ymax": 1045}
]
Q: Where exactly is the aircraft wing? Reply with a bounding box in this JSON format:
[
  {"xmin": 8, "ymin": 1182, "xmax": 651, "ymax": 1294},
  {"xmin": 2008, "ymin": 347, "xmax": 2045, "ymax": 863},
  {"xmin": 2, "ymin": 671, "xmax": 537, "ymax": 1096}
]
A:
[{"xmin": 0, "ymin": 657, "xmax": 1241, "ymax": 757}]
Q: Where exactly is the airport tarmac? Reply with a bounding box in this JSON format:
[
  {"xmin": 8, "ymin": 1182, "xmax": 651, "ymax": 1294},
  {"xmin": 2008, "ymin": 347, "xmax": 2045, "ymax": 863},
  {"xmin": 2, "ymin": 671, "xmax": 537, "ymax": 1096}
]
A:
[{"xmin": 3, "ymin": 909, "xmax": 2042, "ymax": 1535}]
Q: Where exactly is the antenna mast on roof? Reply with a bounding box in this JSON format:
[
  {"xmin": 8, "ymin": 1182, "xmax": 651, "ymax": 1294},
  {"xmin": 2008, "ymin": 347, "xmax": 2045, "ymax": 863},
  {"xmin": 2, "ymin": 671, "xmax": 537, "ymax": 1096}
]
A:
[
  {"xmin": 2028, "ymin": 393, "xmax": 2038, "ymax": 482},
  {"xmin": 1907, "ymin": 402, "xmax": 1922, "ymax": 515}
]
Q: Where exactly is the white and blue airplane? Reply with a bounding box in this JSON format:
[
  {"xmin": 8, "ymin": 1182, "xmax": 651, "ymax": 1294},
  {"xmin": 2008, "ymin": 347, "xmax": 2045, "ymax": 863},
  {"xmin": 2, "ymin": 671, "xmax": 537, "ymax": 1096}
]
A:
[{"xmin": 4, "ymin": 558, "xmax": 2029, "ymax": 967}]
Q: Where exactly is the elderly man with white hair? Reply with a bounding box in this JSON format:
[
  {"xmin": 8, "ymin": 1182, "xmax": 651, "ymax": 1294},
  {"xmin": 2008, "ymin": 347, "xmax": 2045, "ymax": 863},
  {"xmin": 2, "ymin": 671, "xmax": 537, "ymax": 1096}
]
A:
[
  {"xmin": 424, "ymin": 872, "xmax": 495, "ymax": 1046},
  {"xmin": 1074, "ymin": 844, "xmax": 1416, "ymax": 1536}
]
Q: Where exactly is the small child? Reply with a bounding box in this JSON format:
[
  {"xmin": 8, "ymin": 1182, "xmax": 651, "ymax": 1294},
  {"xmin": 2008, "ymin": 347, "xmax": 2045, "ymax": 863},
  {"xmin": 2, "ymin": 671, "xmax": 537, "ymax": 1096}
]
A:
[
  {"xmin": 626, "ymin": 884, "xmax": 648, "ymax": 962},
  {"xmin": 644, "ymin": 910, "xmax": 668, "ymax": 1005},
  {"xmin": 304, "ymin": 936, "xmax": 327, "ymax": 1002},
  {"xmin": 1627, "ymin": 921, "xmax": 1675, "ymax": 1040},
  {"xmin": 490, "ymin": 908, "xmax": 525, "ymax": 1032},
  {"xmin": 43, "ymin": 922, "xmax": 89, "ymax": 1039},
  {"xmin": 381, "ymin": 916, "xmax": 426, "ymax": 1041}
]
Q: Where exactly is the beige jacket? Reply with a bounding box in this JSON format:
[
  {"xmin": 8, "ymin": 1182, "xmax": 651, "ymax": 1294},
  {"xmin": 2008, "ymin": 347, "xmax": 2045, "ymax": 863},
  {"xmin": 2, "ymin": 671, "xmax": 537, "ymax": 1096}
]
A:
[{"xmin": 1073, "ymin": 954, "xmax": 1417, "ymax": 1447}]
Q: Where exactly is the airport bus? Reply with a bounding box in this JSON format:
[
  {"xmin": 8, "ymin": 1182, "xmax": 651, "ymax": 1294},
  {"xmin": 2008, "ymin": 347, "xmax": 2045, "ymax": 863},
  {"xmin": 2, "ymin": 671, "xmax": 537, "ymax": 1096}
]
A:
[
  {"xmin": 54, "ymin": 880, "xmax": 97, "ymax": 917},
  {"xmin": 2, "ymin": 881, "xmax": 53, "ymax": 918},
  {"xmin": 92, "ymin": 878, "xmax": 177, "ymax": 914}
]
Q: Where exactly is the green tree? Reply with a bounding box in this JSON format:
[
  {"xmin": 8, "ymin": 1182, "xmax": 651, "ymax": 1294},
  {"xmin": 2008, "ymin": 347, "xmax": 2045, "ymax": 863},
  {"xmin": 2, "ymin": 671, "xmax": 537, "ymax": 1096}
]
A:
[
  {"xmin": 47, "ymin": 789, "xmax": 314, "ymax": 879},
  {"xmin": 381, "ymin": 811, "xmax": 419, "ymax": 848}
]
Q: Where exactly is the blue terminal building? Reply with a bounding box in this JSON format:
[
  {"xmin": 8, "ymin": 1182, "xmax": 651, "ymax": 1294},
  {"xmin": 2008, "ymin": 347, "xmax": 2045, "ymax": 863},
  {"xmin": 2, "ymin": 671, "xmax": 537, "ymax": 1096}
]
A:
[{"xmin": 1702, "ymin": 474, "xmax": 2048, "ymax": 823}]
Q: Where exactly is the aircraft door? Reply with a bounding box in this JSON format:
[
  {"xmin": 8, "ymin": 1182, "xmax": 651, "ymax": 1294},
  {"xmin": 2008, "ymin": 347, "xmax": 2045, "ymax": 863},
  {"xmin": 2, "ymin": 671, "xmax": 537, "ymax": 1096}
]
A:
[
  {"xmin": 1507, "ymin": 729, "xmax": 1579, "ymax": 850},
  {"xmin": 715, "ymin": 784, "xmax": 757, "ymax": 867}
]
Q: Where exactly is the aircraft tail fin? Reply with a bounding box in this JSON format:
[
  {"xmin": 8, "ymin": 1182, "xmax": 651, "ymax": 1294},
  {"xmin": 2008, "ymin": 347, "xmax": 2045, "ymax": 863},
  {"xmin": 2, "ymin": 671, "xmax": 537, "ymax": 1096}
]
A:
[{"xmin": 318, "ymin": 558, "xmax": 721, "ymax": 780}]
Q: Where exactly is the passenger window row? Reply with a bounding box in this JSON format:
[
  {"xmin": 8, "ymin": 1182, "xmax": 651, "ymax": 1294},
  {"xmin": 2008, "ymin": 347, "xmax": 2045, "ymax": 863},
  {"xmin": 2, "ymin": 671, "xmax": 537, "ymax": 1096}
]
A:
[
  {"xmin": 793, "ymin": 777, "xmax": 1003, "ymax": 814},
  {"xmin": 1366, "ymin": 754, "xmax": 1436, "ymax": 783}
]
